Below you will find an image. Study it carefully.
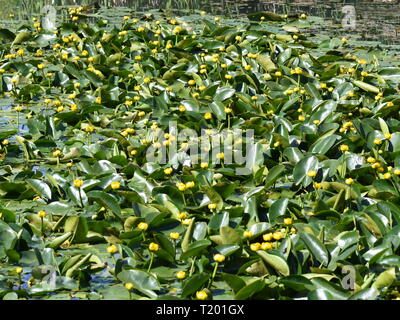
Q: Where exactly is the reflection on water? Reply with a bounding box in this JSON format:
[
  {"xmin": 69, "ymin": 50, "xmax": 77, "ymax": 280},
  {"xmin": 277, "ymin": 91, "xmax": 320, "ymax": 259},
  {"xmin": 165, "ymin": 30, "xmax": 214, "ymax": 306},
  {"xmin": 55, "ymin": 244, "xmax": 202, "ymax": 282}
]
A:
[{"xmin": 1, "ymin": 0, "xmax": 400, "ymax": 44}]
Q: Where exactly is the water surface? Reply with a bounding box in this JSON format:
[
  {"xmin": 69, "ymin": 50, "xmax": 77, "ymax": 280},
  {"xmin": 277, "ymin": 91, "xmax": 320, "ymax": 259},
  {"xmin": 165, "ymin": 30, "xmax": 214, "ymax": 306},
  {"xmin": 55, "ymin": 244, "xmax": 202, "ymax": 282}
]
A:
[{"xmin": 1, "ymin": 0, "xmax": 399, "ymax": 44}]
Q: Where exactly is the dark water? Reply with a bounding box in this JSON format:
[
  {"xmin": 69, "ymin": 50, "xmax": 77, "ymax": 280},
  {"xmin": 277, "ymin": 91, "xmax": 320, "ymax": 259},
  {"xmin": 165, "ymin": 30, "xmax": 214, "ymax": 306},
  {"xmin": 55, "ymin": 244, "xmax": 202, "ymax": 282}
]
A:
[{"xmin": 1, "ymin": 0, "xmax": 400, "ymax": 44}]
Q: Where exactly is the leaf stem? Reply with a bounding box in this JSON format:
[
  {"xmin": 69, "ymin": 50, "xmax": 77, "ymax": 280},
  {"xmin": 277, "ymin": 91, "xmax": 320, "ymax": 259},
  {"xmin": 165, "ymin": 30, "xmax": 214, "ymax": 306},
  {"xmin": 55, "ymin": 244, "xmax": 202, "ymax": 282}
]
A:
[
  {"xmin": 189, "ymin": 257, "xmax": 197, "ymax": 276},
  {"xmin": 208, "ymin": 262, "xmax": 219, "ymax": 289},
  {"xmin": 147, "ymin": 252, "xmax": 154, "ymax": 272},
  {"xmin": 16, "ymin": 111, "xmax": 20, "ymax": 134},
  {"xmin": 40, "ymin": 216, "xmax": 44, "ymax": 236}
]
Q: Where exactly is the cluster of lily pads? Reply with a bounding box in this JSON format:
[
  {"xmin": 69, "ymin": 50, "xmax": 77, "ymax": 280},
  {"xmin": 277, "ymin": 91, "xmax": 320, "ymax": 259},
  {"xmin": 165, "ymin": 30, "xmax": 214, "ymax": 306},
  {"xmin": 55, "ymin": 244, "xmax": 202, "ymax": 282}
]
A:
[{"xmin": 0, "ymin": 8, "xmax": 400, "ymax": 300}]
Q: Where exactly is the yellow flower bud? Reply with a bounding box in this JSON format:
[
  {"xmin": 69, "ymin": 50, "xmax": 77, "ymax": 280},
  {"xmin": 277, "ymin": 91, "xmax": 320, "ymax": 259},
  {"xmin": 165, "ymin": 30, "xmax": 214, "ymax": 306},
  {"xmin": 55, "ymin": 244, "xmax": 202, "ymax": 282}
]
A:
[
  {"xmin": 196, "ymin": 290, "xmax": 208, "ymax": 300},
  {"xmin": 164, "ymin": 168, "xmax": 173, "ymax": 175},
  {"xmin": 383, "ymin": 172, "xmax": 392, "ymax": 179},
  {"xmin": 307, "ymin": 170, "xmax": 317, "ymax": 178},
  {"xmin": 137, "ymin": 222, "xmax": 148, "ymax": 231},
  {"xmin": 313, "ymin": 182, "xmax": 322, "ymax": 189},
  {"xmin": 261, "ymin": 242, "xmax": 272, "ymax": 250},
  {"xmin": 283, "ymin": 218, "xmax": 293, "ymax": 225},
  {"xmin": 200, "ymin": 162, "xmax": 209, "ymax": 169},
  {"xmin": 273, "ymin": 232, "xmax": 283, "ymax": 240},
  {"xmin": 263, "ymin": 233, "xmax": 273, "ymax": 241},
  {"xmin": 149, "ymin": 242, "xmax": 159, "ymax": 251},
  {"xmin": 250, "ymin": 243, "xmax": 261, "ymax": 251},
  {"xmin": 110, "ymin": 181, "xmax": 121, "ymax": 190},
  {"xmin": 243, "ymin": 230, "xmax": 253, "ymax": 238},
  {"xmin": 177, "ymin": 183, "xmax": 187, "ymax": 191},
  {"xmin": 185, "ymin": 181, "xmax": 195, "ymax": 189},
  {"xmin": 53, "ymin": 150, "xmax": 63, "ymax": 157},
  {"xmin": 213, "ymin": 254, "xmax": 226, "ymax": 263},
  {"xmin": 169, "ymin": 232, "xmax": 180, "ymax": 240},
  {"xmin": 73, "ymin": 179, "xmax": 83, "ymax": 188},
  {"xmin": 107, "ymin": 244, "xmax": 117, "ymax": 254},
  {"xmin": 204, "ymin": 112, "xmax": 212, "ymax": 120},
  {"xmin": 177, "ymin": 212, "xmax": 188, "ymax": 220},
  {"xmin": 125, "ymin": 283, "xmax": 134, "ymax": 291},
  {"xmin": 340, "ymin": 145, "xmax": 349, "ymax": 152},
  {"xmin": 208, "ymin": 203, "xmax": 217, "ymax": 210}
]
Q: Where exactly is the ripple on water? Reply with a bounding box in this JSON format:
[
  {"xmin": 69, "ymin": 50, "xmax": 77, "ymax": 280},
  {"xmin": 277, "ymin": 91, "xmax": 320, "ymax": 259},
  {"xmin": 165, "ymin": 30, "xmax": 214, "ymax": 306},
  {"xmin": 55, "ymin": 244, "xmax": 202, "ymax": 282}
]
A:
[
  {"xmin": 90, "ymin": 270, "xmax": 116, "ymax": 290},
  {"xmin": 32, "ymin": 166, "xmax": 48, "ymax": 175}
]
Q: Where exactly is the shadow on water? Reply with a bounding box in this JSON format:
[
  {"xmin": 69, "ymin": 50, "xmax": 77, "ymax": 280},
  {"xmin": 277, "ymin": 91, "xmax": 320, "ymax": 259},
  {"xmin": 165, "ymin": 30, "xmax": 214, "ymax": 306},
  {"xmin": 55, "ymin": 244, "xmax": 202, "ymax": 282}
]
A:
[{"xmin": 0, "ymin": 0, "xmax": 399, "ymax": 44}]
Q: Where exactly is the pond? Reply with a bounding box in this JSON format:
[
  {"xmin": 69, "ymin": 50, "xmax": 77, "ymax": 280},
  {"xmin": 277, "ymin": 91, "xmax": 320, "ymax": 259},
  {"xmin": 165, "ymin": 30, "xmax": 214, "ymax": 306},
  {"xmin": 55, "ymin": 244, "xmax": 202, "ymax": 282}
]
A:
[
  {"xmin": 1, "ymin": 0, "xmax": 400, "ymax": 44},
  {"xmin": 1, "ymin": 0, "xmax": 400, "ymax": 302}
]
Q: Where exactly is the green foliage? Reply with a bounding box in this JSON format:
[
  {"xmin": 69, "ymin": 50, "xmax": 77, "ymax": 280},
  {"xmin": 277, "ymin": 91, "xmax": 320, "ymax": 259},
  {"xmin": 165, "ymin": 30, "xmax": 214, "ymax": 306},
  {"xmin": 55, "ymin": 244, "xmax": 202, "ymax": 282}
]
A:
[{"xmin": 0, "ymin": 7, "xmax": 399, "ymax": 301}]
